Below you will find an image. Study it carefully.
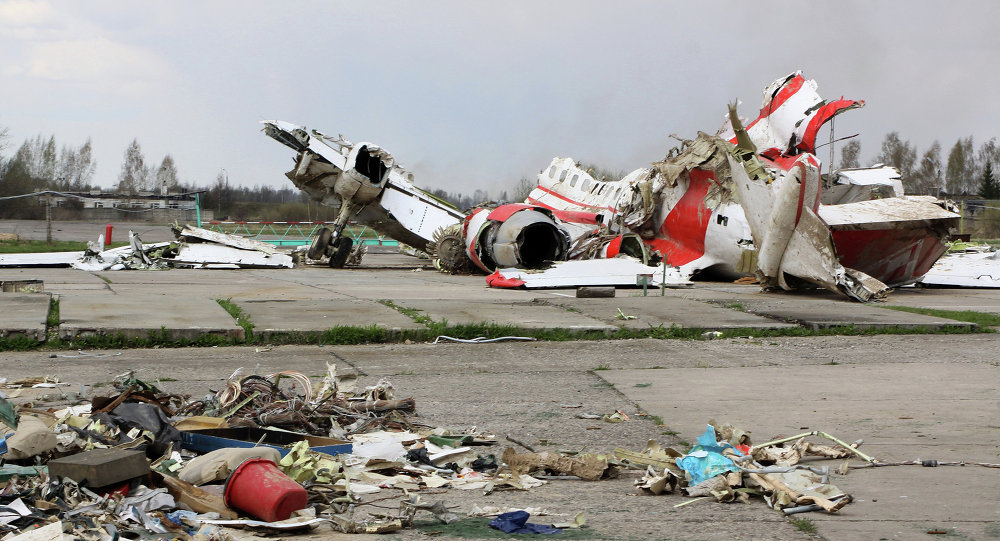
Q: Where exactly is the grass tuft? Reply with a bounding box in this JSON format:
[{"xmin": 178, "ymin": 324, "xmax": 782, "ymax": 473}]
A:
[
  {"xmin": 790, "ymin": 517, "xmax": 817, "ymax": 534},
  {"xmin": 47, "ymin": 297, "xmax": 60, "ymax": 328},
  {"xmin": 216, "ymin": 298, "xmax": 255, "ymax": 341}
]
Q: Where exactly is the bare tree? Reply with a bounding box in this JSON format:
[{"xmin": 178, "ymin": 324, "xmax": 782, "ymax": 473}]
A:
[
  {"xmin": 41, "ymin": 135, "xmax": 56, "ymax": 185},
  {"xmin": 876, "ymin": 132, "xmax": 917, "ymax": 191},
  {"xmin": 117, "ymin": 139, "xmax": 146, "ymax": 195},
  {"xmin": 945, "ymin": 137, "xmax": 974, "ymax": 196},
  {"xmin": 838, "ymin": 140, "xmax": 861, "ymax": 169},
  {"xmin": 0, "ymin": 121, "xmax": 9, "ymax": 161},
  {"xmin": 75, "ymin": 139, "xmax": 96, "ymax": 190},
  {"xmin": 156, "ymin": 155, "xmax": 179, "ymax": 193},
  {"xmin": 911, "ymin": 141, "xmax": 943, "ymax": 195},
  {"xmin": 511, "ymin": 177, "xmax": 536, "ymax": 203}
]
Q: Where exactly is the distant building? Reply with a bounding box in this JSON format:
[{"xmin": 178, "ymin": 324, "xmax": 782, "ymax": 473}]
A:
[
  {"xmin": 47, "ymin": 190, "xmax": 199, "ymax": 210},
  {"xmin": 41, "ymin": 189, "xmax": 212, "ymax": 222}
]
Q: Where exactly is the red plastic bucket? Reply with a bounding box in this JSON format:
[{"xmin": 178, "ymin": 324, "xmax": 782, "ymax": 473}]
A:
[{"xmin": 223, "ymin": 458, "xmax": 308, "ymax": 522}]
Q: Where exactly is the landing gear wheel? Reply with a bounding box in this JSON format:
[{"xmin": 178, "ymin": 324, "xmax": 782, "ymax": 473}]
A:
[
  {"xmin": 328, "ymin": 237, "xmax": 354, "ymax": 268},
  {"xmin": 307, "ymin": 228, "xmax": 332, "ymax": 260}
]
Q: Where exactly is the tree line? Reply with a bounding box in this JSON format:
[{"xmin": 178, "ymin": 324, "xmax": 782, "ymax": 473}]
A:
[
  {"xmin": 840, "ymin": 134, "xmax": 1000, "ymax": 198},
  {"xmin": 3, "ymin": 123, "xmax": 998, "ymax": 222},
  {"xmin": 0, "ymin": 126, "xmax": 506, "ymax": 220}
]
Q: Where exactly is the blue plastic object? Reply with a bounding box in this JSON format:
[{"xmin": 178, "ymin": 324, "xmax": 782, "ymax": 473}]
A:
[
  {"xmin": 675, "ymin": 424, "xmax": 744, "ymax": 486},
  {"xmin": 180, "ymin": 427, "xmax": 352, "ymax": 457},
  {"xmin": 488, "ymin": 511, "xmax": 562, "ymax": 535}
]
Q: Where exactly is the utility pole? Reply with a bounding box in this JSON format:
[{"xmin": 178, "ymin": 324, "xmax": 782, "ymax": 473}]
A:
[{"xmin": 45, "ymin": 193, "xmax": 53, "ymax": 244}]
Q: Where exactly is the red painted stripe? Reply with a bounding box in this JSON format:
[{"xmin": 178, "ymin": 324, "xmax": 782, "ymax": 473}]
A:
[
  {"xmin": 527, "ymin": 197, "xmax": 555, "ymax": 210},
  {"xmin": 487, "ymin": 204, "xmax": 535, "ymax": 221},
  {"xmin": 605, "ymin": 235, "xmax": 624, "ymax": 257},
  {"xmin": 534, "ymin": 185, "xmax": 617, "ymax": 213},
  {"xmin": 796, "ymin": 98, "xmax": 864, "ymax": 154},
  {"xmin": 486, "ymin": 270, "xmax": 525, "ymax": 288},
  {"xmin": 643, "ymin": 169, "xmax": 715, "ymax": 266},
  {"xmin": 551, "ymin": 209, "xmax": 600, "ymax": 225}
]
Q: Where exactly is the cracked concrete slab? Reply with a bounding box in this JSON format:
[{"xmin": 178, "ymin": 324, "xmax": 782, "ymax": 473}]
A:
[
  {"xmin": 399, "ymin": 298, "xmax": 617, "ymax": 331},
  {"xmin": 58, "ymin": 293, "xmax": 243, "ymax": 340},
  {"xmin": 0, "ymin": 293, "xmax": 50, "ymax": 341},
  {"xmin": 542, "ymin": 294, "xmax": 797, "ymax": 330},
  {"xmin": 237, "ymin": 298, "xmax": 425, "ymax": 338}
]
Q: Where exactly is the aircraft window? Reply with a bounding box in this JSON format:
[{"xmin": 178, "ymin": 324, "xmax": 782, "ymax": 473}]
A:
[
  {"xmin": 615, "ymin": 188, "xmax": 622, "ymax": 198},
  {"xmin": 570, "ymin": 174, "xmax": 579, "ymax": 187},
  {"xmin": 581, "ymin": 179, "xmax": 591, "ymax": 191},
  {"xmin": 559, "ymin": 170, "xmax": 568, "ymax": 182},
  {"xmin": 548, "ymin": 166, "xmax": 556, "ymax": 178}
]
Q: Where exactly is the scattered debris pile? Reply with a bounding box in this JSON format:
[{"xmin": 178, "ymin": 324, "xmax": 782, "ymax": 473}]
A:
[
  {"xmin": 70, "ymin": 225, "xmax": 294, "ymax": 271},
  {"xmin": 620, "ymin": 423, "xmax": 860, "ymax": 513},
  {"xmin": 2, "ymin": 370, "xmax": 993, "ymax": 539}
]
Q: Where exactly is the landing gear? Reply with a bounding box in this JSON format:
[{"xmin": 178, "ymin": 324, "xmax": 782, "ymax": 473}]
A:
[
  {"xmin": 328, "ymin": 237, "xmax": 354, "ymax": 268},
  {"xmin": 307, "ymin": 228, "xmax": 333, "ymax": 260}
]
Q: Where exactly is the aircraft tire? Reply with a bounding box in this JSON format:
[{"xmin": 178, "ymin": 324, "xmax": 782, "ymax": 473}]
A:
[
  {"xmin": 328, "ymin": 237, "xmax": 354, "ymax": 268},
  {"xmin": 307, "ymin": 228, "xmax": 332, "ymax": 260}
]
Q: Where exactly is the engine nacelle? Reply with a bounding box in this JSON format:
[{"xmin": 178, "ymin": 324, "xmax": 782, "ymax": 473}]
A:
[{"xmin": 464, "ymin": 204, "xmax": 570, "ymax": 272}]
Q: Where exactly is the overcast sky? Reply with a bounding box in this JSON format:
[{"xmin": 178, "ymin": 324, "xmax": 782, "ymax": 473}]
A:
[{"xmin": 1, "ymin": 1, "xmax": 998, "ymax": 195}]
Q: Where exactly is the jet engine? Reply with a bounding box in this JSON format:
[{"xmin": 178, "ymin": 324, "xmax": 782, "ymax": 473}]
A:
[{"xmin": 462, "ymin": 204, "xmax": 570, "ymax": 272}]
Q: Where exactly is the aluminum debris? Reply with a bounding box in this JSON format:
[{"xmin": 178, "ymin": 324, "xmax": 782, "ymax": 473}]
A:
[{"xmin": 2, "ymin": 227, "xmax": 293, "ymax": 270}]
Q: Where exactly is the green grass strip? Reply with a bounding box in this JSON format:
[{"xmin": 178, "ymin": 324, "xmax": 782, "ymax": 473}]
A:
[
  {"xmin": 881, "ymin": 305, "xmax": 1000, "ymax": 327},
  {"xmin": 0, "ymin": 239, "xmax": 129, "ymax": 253},
  {"xmin": 216, "ymin": 298, "xmax": 255, "ymax": 341},
  {"xmin": 1, "ymin": 311, "xmax": 986, "ymax": 353}
]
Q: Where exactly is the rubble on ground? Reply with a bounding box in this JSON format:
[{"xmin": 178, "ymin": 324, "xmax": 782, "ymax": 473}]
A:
[
  {"xmin": 0, "ymin": 226, "xmax": 293, "ymax": 271},
  {"xmin": 0, "ymin": 366, "xmax": 947, "ymax": 539}
]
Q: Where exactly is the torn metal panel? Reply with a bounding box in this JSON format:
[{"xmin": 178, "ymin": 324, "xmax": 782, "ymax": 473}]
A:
[
  {"xmin": 820, "ymin": 197, "xmax": 958, "ymax": 286},
  {"xmin": 71, "ymin": 231, "xmax": 171, "ymax": 271},
  {"xmin": 718, "ymin": 71, "xmax": 864, "ymax": 155},
  {"xmin": 0, "ymin": 251, "xmax": 82, "ymax": 267},
  {"xmin": 177, "ymin": 226, "xmax": 279, "ymax": 254},
  {"xmin": 487, "ymin": 257, "xmax": 691, "ymax": 289},
  {"xmin": 171, "ymin": 243, "xmax": 294, "ymax": 269},
  {"xmin": 727, "ymin": 151, "xmax": 889, "ymax": 301},
  {"xmin": 919, "ymin": 250, "xmax": 1000, "ymax": 287},
  {"xmin": 822, "ymin": 166, "xmax": 904, "ymax": 204}
]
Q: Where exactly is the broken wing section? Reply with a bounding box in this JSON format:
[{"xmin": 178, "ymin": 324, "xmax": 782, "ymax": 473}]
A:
[
  {"xmin": 727, "ymin": 151, "xmax": 889, "ymax": 302},
  {"xmin": 819, "ymin": 196, "xmax": 959, "ymax": 286}
]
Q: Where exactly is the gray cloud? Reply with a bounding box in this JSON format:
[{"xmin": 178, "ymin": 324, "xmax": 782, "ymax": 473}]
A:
[{"xmin": 1, "ymin": 0, "xmax": 997, "ymax": 195}]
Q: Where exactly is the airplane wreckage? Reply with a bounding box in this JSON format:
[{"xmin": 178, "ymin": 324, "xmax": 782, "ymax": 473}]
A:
[{"xmin": 263, "ymin": 72, "xmax": 976, "ymax": 302}]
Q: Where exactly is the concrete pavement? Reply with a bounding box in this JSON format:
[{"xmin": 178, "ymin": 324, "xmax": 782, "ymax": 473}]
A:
[
  {"xmin": 0, "ymin": 292, "xmax": 49, "ymax": 341},
  {"xmin": 1, "ymin": 253, "xmax": 994, "ymax": 342},
  {"xmin": 1, "ymin": 250, "xmax": 999, "ymax": 540},
  {"xmin": 602, "ymin": 359, "xmax": 1000, "ymax": 541}
]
